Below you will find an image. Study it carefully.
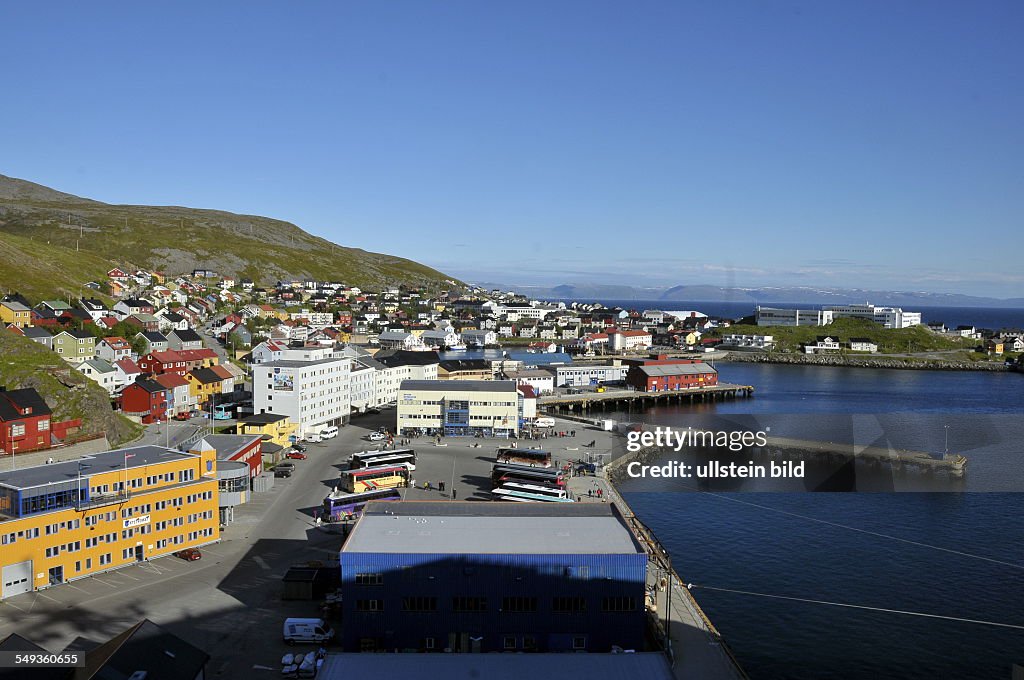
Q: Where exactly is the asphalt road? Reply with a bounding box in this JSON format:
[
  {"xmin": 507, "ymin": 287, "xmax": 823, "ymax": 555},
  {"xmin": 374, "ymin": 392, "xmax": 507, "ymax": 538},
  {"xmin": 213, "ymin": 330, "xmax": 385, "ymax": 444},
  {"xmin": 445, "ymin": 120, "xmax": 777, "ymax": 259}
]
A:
[{"xmin": 0, "ymin": 412, "xmax": 601, "ymax": 677}]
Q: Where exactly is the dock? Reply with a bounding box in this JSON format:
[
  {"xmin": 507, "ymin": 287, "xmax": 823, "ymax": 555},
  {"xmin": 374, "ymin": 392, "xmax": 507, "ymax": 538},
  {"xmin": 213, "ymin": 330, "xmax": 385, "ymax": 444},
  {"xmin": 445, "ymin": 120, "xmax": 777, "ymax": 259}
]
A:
[
  {"xmin": 763, "ymin": 436, "xmax": 967, "ymax": 474},
  {"xmin": 540, "ymin": 383, "xmax": 755, "ymax": 412}
]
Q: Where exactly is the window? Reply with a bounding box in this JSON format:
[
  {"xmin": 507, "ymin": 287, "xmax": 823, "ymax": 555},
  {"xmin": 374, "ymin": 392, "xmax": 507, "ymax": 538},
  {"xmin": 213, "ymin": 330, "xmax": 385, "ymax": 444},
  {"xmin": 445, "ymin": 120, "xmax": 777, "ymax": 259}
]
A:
[
  {"xmin": 423, "ymin": 637, "xmax": 435, "ymax": 650},
  {"xmin": 601, "ymin": 597, "xmax": 638, "ymax": 612},
  {"xmin": 523, "ymin": 636, "xmax": 537, "ymax": 651},
  {"xmin": 355, "ymin": 573, "xmax": 383, "ymax": 586},
  {"xmin": 501, "ymin": 597, "xmax": 537, "ymax": 613},
  {"xmin": 552, "ymin": 597, "xmax": 587, "ymax": 613},
  {"xmin": 573, "ymin": 636, "xmax": 587, "ymax": 650},
  {"xmin": 356, "ymin": 599, "xmax": 383, "ymax": 612},
  {"xmin": 401, "ymin": 597, "xmax": 437, "ymax": 612},
  {"xmin": 503, "ymin": 636, "xmax": 517, "ymax": 650},
  {"xmin": 452, "ymin": 597, "xmax": 488, "ymax": 613}
]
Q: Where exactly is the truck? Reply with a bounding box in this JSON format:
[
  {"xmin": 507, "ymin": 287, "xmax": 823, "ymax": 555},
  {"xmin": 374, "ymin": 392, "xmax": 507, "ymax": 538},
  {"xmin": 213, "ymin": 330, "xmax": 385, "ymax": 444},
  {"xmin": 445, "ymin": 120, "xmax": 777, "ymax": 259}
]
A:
[{"xmin": 534, "ymin": 417, "xmax": 556, "ymax": 428}]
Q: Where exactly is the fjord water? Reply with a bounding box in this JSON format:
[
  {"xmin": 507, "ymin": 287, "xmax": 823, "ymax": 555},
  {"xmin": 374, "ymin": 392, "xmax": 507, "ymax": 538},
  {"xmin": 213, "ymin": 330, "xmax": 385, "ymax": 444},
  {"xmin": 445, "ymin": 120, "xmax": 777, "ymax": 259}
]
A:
[{"xmin": 613, "ymin": 363, "xmax": 1024, "ymax": 679}]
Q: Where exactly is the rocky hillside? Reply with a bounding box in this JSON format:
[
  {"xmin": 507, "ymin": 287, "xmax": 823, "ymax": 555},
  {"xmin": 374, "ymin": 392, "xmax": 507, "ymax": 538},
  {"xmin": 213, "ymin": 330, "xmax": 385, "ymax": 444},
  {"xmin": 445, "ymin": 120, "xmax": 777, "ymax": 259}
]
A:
[
  {"xmin": 0, "ymin": 330, "xmax": 141, "ymax": 446},
  {"xmin": 0, "ymin": 173, "xmax": 458, "ymax": 301}
]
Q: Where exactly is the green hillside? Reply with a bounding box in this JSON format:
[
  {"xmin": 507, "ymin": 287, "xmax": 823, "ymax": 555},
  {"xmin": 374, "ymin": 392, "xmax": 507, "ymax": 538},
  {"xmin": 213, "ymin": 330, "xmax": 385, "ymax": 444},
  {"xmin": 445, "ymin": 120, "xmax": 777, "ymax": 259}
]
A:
[
  {"xmin": 0, "ymin": 173, "xmax": 458, "ymax": 301},
  {"xmin": 0, "ymin": 329, "xmax": 141, "ymax": 446},
  {"xmin": 713, "ymin": 317, "xmax": 970, "ymax": 353}
]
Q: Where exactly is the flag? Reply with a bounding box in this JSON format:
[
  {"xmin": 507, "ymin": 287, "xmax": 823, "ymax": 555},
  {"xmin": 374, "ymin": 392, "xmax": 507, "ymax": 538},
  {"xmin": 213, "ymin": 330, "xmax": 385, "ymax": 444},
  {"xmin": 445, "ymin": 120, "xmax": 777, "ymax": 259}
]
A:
[{"xmin": 125, "ymin": 453, "xmax": 135, "ymax": 459}]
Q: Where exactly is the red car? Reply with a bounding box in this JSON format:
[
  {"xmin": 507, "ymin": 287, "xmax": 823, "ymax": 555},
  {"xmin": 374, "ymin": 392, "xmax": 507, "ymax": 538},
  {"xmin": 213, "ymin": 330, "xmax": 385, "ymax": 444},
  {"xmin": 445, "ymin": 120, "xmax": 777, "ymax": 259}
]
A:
[
  {"xmin": 174, "ymin": 548, "xmax": 202, "ymax": 561},
  {"xmin": 286, "ymin": 451, "xmax": 307, "ymax": 460},
  {"xmin": 173, "ymin": 412, "xmax": 192, "ymax": 421}
]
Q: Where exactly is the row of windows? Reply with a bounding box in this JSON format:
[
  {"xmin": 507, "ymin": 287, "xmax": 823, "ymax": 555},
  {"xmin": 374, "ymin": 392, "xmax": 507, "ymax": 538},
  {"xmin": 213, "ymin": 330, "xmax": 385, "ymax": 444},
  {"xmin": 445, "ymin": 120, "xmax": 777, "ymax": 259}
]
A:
[{"xmin": 353, "ymin": 596, "xmax": 637, "ymax": 614}]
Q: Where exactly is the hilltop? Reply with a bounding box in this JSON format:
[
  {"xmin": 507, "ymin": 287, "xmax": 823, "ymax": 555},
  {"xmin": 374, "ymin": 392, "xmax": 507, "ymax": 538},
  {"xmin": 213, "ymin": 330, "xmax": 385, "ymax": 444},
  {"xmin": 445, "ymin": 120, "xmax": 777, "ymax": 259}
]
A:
[
  {"xmin": 0, "ymin": 173, "xmax": 457, "ymax": 301},
  {"xmin": 0, "ymin": 329, "xmax": 141, "ymax": 446}
]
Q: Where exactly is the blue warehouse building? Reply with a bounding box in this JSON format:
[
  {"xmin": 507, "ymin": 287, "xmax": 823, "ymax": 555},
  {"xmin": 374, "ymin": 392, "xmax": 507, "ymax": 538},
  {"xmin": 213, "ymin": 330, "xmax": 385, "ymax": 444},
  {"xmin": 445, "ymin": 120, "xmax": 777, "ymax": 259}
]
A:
[{"xmin": 339, "ymin": 501, "xmax": 648, "ymax": 653}]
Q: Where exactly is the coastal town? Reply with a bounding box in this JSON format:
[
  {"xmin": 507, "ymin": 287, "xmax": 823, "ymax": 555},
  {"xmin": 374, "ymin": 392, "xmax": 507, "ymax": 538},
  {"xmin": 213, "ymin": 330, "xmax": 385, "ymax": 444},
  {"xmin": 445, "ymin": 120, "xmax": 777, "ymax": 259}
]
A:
[{"xmin": 0, "ymin": 265, "xmax": 1021, "ymax": 678}]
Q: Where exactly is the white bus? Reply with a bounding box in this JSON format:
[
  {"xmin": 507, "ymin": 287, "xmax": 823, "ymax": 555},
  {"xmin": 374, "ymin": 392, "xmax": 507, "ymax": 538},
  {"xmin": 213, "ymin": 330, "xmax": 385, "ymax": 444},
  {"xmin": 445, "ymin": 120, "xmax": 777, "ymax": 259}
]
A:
[
  {"xmin": 491, "ymin": 488, "xmax": 575, "ymax": 503},
  {"xmin": 497, "ymin": 481, "xmax": 568, "ymax": 499},
  {"xmin": 349, "ymin": 448, "xmax": 417, "ymax": 471}
]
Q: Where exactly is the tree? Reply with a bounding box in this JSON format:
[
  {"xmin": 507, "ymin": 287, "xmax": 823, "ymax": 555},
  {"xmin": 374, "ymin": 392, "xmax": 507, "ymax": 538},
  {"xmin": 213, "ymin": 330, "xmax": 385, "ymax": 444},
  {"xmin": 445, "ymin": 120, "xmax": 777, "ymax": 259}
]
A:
[{"xmin": 131, "ymin": 335, "xmax": 148, "ymax": 357}]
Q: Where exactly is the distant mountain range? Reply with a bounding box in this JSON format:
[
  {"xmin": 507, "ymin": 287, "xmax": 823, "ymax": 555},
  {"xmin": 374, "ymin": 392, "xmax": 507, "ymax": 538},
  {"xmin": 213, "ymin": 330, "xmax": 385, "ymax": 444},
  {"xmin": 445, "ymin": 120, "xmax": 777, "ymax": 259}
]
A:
[
  {"xmin": 475, "ymin": 282, "xmax": 1024, "ymax": 309},
  {"xmin": 0, "ymin": 173, "xmax": 457, "ymax": 301}
]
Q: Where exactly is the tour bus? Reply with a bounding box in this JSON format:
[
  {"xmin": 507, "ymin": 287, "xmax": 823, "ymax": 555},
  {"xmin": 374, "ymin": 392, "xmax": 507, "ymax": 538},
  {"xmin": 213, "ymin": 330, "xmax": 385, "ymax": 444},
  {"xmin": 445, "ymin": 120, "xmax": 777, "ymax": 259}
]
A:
[
  {"xmin": 491, "ymin": 463, "xmax": 565, "ymax": 487},
  {"xmin": 339, "ymin": 464, "xmax": 411, "ymax": 493},
  {"xmin": 492, "ymin": 487, "xmax": 575, "ymax": 503},
  {"xmin": 349, "ymin": 448, "xmax": 417, "ymax": 471},
  {"xmin": 322, "ymin": 488, "xmax": 402, "ymax": 521},
  {"xmin": 496, "ymin": 480, "xmax": 568, "ymax": 499},
  {"xmin": 212, "ymin": 404, "xmax": 232, "ymax": 420},
  {"xmin": 495, "ymin": 447, "xmax": 552, "ymax": 468}
]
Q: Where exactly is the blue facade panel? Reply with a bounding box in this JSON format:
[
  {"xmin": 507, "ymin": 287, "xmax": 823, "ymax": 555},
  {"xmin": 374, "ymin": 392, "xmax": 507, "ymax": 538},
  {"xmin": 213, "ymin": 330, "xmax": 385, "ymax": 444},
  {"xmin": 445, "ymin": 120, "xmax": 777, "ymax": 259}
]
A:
[{"xmin": 339, "ymin": 551, "xmax": 647, "ymax": 652}]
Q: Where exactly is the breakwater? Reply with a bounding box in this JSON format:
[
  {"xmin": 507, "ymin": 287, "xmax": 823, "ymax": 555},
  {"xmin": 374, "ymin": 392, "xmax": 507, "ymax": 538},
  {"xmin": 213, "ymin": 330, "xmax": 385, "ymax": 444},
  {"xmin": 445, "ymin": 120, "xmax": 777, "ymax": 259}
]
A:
[{"xmin": 721, "ymin": 352, "xmax": 1010, "ymax": 371}]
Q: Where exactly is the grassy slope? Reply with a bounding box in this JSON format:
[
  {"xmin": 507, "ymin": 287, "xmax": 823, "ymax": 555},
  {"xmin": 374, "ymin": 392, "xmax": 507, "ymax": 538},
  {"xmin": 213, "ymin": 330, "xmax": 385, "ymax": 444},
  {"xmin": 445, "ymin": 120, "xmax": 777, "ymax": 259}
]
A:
[
  {"xmin": 713, "ymin": 317, "xmax": 971, "ymax": 353},
  {"xmin": 0, "ymin": 329, "xmax": 142, "ymax": 445},
  {"xmin": 0, "ymin": 174, "xmax": 457, "ymax": 300}
]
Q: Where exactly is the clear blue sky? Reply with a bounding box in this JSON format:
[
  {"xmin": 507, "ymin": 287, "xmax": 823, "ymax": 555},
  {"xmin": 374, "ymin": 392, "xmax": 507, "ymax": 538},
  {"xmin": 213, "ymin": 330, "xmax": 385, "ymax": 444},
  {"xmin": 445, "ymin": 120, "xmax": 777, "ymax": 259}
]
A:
[{"xmin": 3, "ymin": 1, "xmax": 1022, "ymax": 297}]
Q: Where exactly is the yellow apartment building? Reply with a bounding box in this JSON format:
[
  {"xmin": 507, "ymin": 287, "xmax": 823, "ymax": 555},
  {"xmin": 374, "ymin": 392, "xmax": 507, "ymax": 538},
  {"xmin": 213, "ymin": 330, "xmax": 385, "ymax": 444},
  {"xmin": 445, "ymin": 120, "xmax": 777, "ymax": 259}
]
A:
[{"xmin": 0, "ymin": 445, "xmax": 220, "ymax": 598}]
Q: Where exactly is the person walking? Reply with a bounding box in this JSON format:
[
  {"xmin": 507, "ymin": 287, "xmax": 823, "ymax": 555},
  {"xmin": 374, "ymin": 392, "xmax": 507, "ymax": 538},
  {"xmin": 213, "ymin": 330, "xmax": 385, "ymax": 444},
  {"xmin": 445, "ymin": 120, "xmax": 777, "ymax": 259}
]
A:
[
  {"xmin": 452, "ymin": 488, "xmax": 457, "ymax": 500},
  {"xmin": 439, "ymin": 480, "xmax": 445, "ymax": 492}
]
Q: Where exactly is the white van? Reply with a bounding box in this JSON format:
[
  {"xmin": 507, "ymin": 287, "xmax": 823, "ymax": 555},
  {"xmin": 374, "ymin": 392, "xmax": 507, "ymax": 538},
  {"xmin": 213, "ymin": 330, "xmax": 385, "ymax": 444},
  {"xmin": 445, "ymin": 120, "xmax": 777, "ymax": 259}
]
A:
[
  {"xmin": 304, "ymin": 432, "xmax": 322, "ymax": 443},
  {"xmin": 283, "ymin": 618, "xmax": 335, "ymax": 645},
  {"xmin": 534, "ymin": 417, "xmax": 556, "ymax": 428},
  {"xmin": 320, "ymin": 426, "xmax": 339, "ymax": 440}
]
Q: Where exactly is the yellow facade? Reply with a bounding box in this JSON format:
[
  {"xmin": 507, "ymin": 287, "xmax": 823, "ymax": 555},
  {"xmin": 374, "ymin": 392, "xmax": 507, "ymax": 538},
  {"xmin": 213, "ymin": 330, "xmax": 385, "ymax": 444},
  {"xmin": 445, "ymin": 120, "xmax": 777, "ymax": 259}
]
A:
[
  {"xmin": 239, "ymin": 417, "xmax": 298, "ymax": 449},
  {"xmin": 0, "ymin": 303, "xmax": 32, "ymax": 328},
  {"xmin": 0, "ymin": 446, "xmax": 220, "ymax": 596},
  {"xmin": 186, "ymin": 374, "xmax": 220, "ymax": 405}
]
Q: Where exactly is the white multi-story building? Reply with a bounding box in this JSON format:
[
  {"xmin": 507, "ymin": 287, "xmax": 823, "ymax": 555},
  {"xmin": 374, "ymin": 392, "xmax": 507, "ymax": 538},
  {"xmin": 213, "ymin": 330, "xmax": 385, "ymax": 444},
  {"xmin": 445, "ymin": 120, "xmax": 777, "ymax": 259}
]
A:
[
  {"xmin": 756, "ymin": 307, "xmax": 834, "ymax": 327},
  {"xmin": 253, "ymin": 357, "xmax": 351, "ymax": 435},
  {"xmin": 373, "ymin": 351, "xmax": 440, "ymax": 406},
  {"xmin": 249, "ymin": 341, "xmax": 335, "ymax": 364},
  {"xmin": 461, "ymin": 329, "xmax": 498, "ymax": 346},
  {"xmin": 503, "ymin": 368, "xmax": 555, "ymax": 395},
  {"xmin": 608, "ymin": 329, "xmax": 652, "ymax": 351},
  {"xmin": 349, "ymin": 357, "xmax": 379, "ymax": 413},
  {"xmin": 823, "ymin": 303, "xmax": 921, "ymax": 329},
  {"xmin": 396, "ymin": 380, "xmax": 519, "ymax": 437}
]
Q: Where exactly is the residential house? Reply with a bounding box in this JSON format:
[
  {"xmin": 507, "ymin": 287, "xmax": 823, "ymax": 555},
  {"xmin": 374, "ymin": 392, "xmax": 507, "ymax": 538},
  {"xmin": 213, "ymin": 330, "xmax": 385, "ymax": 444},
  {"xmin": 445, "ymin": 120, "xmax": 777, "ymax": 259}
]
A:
[
  {"xmin": 52, "ymin": 329, "xmax": 96, "ymax": 362},
  {"xmin": 73, "ymin": 358, "xmax": 118, "ymax": 394},
  {"xmin": 135, "ymin": 331, "xmax": 169, "ymax": 354},
  {"xmin": 10, "ymin": 325, "xmax": 53, "ymax": 350},
  {"xmin": 78, "ymin": 297, "xmax": 110, "ymax": 321},
  {"xmin": 119, "ymin": 377, "xmax": 170, "ymax": 424},
  {"xmin": 187, "ymin": 367, "xmax": 226, "ymax": 406},
  {"xmin": 420, "ymin": 329, "xmax": 459, "ymax": 348},
  {"xmin": 125, "ymin": 313, "xmax": 160, "ymax": 332},
  {"xmin": 0, "ymin": 388, "xmax": 53, "ymax": 453},
  {"xmin": 167, "ymin": 328, "xmax": 204, "ymax": 351},
  {"xmin": 96, "ymin": 336, "xmax": 133, "ymax": 363},
  {"xmin": 113, "ymin": 358, "xmax": 143, "ymax": 392},
  {"xmin": 154, "ymin": 372, "xmax": 195, "ymax": 416},
  {"xmin": 377, "ymin": 330, "xmax": 425, "ymax": 350},
  {"xmin": 113, "ymin": 298, "xmax": 155, "ymax": 319},
  {"xmin": 0, "ymin": 300, "xmax": 32, "ymax": 328},
  {"xmin": 156, "ymin": 309, "xmax": 190, "ymax": 332},
  {"xmin": 804, "ymin": 336, "xmax": 842, "ymax": 354},
  {"xmin": 848, "ymin": 338, "xmax": 879, "ymax": 353},
  {"xmin": 986, "ymin": 339, "xmax": 1004, "ymax": 355},
  {"xmin": 137, "ymin": 350, "xmax": 189, "ymax": 376}
]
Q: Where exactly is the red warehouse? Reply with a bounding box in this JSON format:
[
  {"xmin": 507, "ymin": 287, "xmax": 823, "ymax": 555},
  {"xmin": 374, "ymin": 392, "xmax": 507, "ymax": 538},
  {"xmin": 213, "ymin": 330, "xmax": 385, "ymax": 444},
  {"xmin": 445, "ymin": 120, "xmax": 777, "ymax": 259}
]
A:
[{"xmin": 626, "ymin": 362, "xmax": 718, "ymax": 392}]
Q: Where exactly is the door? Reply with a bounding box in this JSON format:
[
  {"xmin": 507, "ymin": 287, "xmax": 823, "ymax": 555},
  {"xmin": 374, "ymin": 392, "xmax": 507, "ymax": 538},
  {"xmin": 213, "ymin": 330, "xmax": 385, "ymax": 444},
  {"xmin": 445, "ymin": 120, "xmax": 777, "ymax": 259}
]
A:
[
  {"xmin": 2, "ymin": 561, "xmax": 32, "ymax": 598},
  {"xmin": 134, "ymin": 545, "xmax": 144, "ymax": 562},
  {"xmin": 48, "ymin": 565, "xmax": 64, "ymax": 586}
]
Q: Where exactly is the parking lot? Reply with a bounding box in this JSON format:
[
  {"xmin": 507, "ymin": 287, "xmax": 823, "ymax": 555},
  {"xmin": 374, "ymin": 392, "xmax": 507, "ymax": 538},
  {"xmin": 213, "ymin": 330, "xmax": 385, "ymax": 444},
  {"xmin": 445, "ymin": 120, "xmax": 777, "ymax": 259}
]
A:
[{"xmin": 0, "ymin": 411, "xmax": 618, "ymax": 677}]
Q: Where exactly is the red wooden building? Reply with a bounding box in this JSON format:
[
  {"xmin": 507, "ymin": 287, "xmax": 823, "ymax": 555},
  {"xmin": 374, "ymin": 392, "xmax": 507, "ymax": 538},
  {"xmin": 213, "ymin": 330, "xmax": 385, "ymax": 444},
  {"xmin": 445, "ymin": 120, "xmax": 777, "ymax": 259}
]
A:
[
  {"xmin": 624, "ymin": 355, "xmax": 719, "ymax": 392},
  {"xmin": 119, "ymin": 378, "xmax": 170, "ymax": 424},
  {"xmin": 0, "ymin": 388, "xmax": 54, "ymax": 453},
  {"xmin": 137, "ymin": 350, "xmax": 189, "ymax": 376}
]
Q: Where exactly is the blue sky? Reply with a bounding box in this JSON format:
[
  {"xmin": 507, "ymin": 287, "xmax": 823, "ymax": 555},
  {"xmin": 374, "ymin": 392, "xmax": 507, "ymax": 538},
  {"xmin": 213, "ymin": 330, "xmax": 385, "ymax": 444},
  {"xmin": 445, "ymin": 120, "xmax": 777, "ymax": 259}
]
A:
[{"xmin": 2, "ymin": 1, "xmax": 1022, "ymax": 297}]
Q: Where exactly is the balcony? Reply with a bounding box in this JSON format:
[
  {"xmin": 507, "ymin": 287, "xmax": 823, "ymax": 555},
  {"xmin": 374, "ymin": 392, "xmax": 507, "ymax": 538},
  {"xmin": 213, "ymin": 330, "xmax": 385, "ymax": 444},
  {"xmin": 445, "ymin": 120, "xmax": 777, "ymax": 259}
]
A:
[{"xmin": 76, "ymin": 491, "xmax": 131, "ymax": 511}]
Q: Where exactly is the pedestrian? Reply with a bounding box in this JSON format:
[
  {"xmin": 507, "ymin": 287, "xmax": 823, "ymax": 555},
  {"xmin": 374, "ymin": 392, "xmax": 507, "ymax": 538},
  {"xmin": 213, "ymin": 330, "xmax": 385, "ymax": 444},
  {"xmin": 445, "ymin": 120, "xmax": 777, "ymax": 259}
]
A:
[
  {"xmin": 439, "ymin": 480, "xmax": 445, "ymax": 492},
  {"xmin": 588, "ymin": 489, "xmax": 593, "ymax": 498},
  {"xmin": 452, "ymin": 488, "xmax": 457, "ymax": 500}
]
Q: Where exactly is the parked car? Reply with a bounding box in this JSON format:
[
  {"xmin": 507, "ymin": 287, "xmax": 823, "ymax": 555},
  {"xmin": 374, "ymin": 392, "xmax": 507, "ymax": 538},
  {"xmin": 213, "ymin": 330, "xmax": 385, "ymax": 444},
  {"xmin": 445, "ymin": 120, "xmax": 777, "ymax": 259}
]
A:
[
  {"xmin": 291, "ymin": 443, "xmax": 307, "ymax": 453},
  {"xmin": 366, "ymin": 408, "xmax": 381, "ymax": 415},
  {"xmin": 173, "ymin": 411, "xmax": 192, "ymax": 421},
  {"xmin": 275, "ymin": 463, "xmax": 296, "ymax": 478},
  {"xmin": 286, "ymin": 451, "xmax": 307, "ymax": 460},
  {"xmin": 368, "ymin": 432, "xmax": 387, "ymax": 442},
  {"xmin": 174, "ymin": 548, "xmax": 202, "ymax": 561}
]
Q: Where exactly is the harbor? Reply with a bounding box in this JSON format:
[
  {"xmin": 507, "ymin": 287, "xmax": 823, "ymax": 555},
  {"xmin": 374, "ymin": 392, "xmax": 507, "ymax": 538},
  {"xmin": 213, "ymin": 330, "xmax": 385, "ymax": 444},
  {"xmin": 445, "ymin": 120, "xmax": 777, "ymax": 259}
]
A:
[{"xmin": 541, "ymin": 383, "xmax": 755, "ymax": 411}]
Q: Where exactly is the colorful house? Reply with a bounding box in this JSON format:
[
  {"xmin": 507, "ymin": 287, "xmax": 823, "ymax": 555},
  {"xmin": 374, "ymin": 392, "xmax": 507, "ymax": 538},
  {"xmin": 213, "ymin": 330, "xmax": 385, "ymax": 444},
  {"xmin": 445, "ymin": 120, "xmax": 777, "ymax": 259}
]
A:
[
  {"xmin": 119, "ymin": 378, "xmax": 170, "ymax": 424},
  {"xmin": 237, "ymin": 413, "xmax": 299, "ymax": 449}
]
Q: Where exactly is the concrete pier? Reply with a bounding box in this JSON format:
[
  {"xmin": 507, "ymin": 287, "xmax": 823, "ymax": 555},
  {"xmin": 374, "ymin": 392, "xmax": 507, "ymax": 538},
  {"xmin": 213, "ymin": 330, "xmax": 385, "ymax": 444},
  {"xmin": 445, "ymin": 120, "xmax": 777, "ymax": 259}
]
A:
[{"xmin": 541, "ymin": 382, "xmax": 755, "ymax": 412}]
